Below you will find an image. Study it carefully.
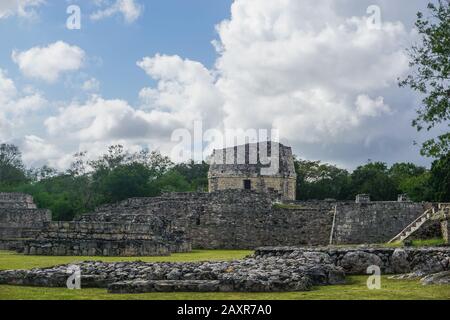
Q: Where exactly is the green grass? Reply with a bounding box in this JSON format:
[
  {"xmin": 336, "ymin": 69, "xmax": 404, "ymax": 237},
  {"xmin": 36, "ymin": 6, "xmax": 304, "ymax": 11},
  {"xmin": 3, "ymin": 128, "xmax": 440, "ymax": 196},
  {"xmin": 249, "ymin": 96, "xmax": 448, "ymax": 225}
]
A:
[
  {"xmin": 410, "ymin": 238, "xmax": 447, "ymax": 247},
  {"xmin": 0, "ymin": 250, "xmax": 449, "ymax": 300},
  {"xmin": 380, "ymin": 238, "xmax": 447, "ymax": 248},
  {"xmin": 0, "ymin": 276, "xmax": 448, "ymax": 300},
  {"xmin": 0, "ymin": 250, "xmax": 252, "ymax": 270}
]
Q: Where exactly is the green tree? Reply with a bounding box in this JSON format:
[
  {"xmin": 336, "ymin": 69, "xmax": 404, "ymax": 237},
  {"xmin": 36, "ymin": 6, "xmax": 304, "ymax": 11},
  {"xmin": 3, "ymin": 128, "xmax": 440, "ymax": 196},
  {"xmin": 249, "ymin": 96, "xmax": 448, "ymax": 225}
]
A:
[
  {"xmin": 429, "ymin": 152, "xmax": 450, "ymax": 201},
  {"xmin": 388, "ymin": 162, "xmax": 432, "ymax": 201},
  {"xmin": 153, "ymin": 170, "xmax": 192, "ymax": 193},
  {"xmin": 350, "ymin": 162, "xmax": 398, "ymax": 201},
  {"xmin": 294, "ymin": 159, "xmax": 351, "ymax": 200},
  {"xmin": 399, "ymin": 1, "xmax": 450, "ymax": 157},
  {"xmin": 0, "ymin": 144, "xmax": 28, "ymax": 187},
  {"xmin": 173, "ymin": 161, "xmax": 209, "ymax": 191},
  {"xmin": 99, "ymin": 163, "xmax": 154, "ymax": 203}
]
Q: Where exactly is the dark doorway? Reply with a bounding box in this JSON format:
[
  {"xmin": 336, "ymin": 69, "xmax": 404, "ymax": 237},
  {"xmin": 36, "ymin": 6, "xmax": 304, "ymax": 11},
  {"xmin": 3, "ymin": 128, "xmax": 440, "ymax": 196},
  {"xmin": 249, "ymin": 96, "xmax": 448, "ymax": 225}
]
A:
[{"xmin": 243, "ymin": 180, "xmax": 252, "ymax": 190}]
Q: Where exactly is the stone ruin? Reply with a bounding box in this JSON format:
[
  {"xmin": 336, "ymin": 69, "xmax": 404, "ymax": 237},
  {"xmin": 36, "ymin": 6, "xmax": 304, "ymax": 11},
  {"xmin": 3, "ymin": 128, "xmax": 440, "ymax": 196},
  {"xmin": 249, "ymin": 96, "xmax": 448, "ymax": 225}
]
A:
[
  {"xmin": 0, "ymin": 247, "xmax": 448, "ymax": 293},
  {"xmin": 23, "ymin": 219, "xmax": 190, "ymax": 257},
  {"xmin": 0, "ymin": 189, "xmax": 447, "ymax": 256},
  {"xmin": 208, "ymin": 142, "xmax": 297, "ymax": 201},
  {"xmin": 0, "ymin": 193, "xmax": 51, "ymax": 250},
  {"xmin": 0, "ymin": 193, "xmax": 189, "ymax": 256}
]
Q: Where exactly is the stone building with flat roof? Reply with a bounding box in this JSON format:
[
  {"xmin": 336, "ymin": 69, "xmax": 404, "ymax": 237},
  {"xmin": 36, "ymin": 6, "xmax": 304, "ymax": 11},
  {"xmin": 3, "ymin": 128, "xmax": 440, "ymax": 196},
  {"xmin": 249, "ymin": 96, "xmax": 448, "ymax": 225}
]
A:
[{"xmin": 208, "ymin": 141, "xmax": 297, "ymax": 200}]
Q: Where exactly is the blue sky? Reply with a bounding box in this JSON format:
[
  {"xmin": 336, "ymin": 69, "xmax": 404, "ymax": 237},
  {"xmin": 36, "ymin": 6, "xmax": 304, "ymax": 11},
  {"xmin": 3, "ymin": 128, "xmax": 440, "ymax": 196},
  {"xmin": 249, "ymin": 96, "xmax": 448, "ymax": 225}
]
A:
[
  {"xmin": 0, "ymin": 1, "xmax": 232, "ymax": 102},
  {"xmin": 0, "ymin": 0, "xmax": 442, "ymax": 170}
]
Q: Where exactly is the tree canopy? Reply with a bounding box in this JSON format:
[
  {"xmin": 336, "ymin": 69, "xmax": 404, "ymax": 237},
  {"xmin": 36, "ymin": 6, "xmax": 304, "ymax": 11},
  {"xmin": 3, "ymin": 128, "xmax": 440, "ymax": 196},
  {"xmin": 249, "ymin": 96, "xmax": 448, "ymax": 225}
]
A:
[
  {"xmin": 400, "ymin": 0, "xmax": 450, "ymax": 158},
  {"xmin": 0, "ymin": 143, "xmax": 448, "ymax": 220}
]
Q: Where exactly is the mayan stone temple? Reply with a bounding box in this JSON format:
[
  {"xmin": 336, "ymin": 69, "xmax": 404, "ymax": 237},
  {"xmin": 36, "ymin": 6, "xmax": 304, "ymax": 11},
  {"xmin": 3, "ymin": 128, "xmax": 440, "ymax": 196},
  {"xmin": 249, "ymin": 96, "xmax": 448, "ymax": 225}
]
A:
[{"xmin": 208, "ymin": 142, "xmax": 297, "ymax": 200}]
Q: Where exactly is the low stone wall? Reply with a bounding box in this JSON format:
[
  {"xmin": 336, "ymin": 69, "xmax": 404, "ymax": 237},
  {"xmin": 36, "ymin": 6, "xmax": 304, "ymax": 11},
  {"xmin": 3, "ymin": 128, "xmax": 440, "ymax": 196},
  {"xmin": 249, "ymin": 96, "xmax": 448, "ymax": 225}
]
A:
[
  {"xmin": 1, "ymin": 246, "xmax": 448, "ymax": 293},
  {"xmin": 0, "ymin": 251, "xmax": 346, "ymax": 292},
  {"xmin": 0, "ymin": 194, "xmax": 52, "ymax": 250},
  {"xmin": 23, "ymin": 221, "xmax": 191, "ymax": 256},
  {"xmin": 254, "ymin": 247, "xmax": 450, "ymax": 275}
]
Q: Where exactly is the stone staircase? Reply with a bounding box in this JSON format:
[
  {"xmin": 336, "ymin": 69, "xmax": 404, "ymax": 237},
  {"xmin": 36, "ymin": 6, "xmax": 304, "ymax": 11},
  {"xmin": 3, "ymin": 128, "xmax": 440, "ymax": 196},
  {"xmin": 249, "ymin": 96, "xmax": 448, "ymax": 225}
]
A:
[
  {"xmin": 388, "ymin": 203, "xmax": 450, "ymax": 244},
  {"xmin": 388, "ymin": 207, "xmax": 436, "ymax": 244}
]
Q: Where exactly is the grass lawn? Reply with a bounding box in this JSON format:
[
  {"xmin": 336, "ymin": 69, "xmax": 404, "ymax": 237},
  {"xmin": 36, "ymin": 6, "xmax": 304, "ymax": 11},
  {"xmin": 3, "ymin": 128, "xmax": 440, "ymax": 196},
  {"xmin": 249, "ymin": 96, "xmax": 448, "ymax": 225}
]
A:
[
  {"xmin": 0, "ymin": 250, "xmax": 449, "ymax": 300},
  {"xmin": 0, "ymin": 250, "xmax": 252, "ymax": 270}
]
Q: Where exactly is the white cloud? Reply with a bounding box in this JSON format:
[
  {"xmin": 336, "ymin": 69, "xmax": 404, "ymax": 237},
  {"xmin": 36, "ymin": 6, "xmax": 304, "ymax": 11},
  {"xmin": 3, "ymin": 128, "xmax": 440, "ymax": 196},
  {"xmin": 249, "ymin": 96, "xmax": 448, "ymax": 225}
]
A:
[
  {"xmin": 0, "ymin": 68, "xmax": 46, "ymax": 142},
  {"xmin": 7, "ymin": 0, "xmax": 435, "ymax": 169},
  {"xmin": 12, "ymin": 41, "xmax": 85, "ymax": 83},
  {"xmin": 21, "ymin": 135, "xmax": 61, "ymax": 166},
  {"xmin": 40, "ymin": 55, "xmax": 224, "ymax": 165},
  {"xmin": 355, "ymin": 95, "xmax": 391, "ymax": 117},
  {"xmin": 137, "ymin": 54, "xmax": 223, "ymax": 127},
  {"xmin": 214, "ymin": 0, "xmax": 413, "ymax": 139},
  {"xmin": 0, "ymin": 0, "xmax": 44, "ymax": 19},
  {"xmin": 91, "ymin": 0, "xmax": 142, "ymax": 23},
  {"xmin": 82, "ymin": 78, "xmax": 100, "ymax": 92}
]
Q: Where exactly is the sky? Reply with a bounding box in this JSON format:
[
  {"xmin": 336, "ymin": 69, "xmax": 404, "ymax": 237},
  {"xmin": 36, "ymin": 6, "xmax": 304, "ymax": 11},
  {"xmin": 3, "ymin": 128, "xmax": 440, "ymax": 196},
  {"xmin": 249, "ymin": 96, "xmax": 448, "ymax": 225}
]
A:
[{"xmin": 0, "ymin": 0, "xmax": 443, "ymax": 170}]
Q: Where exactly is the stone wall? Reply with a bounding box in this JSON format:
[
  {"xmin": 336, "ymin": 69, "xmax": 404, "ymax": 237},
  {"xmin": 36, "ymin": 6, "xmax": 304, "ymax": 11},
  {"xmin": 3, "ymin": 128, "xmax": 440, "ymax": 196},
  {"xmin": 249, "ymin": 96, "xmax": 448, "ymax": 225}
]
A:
[
  {"xmin": 208, "ymin": 176, "xmax": 296, "ymax": 201},
  {"xmin": 77, "ymin": 191, "xmax": 436, "ymax": 249},
  {"xmin": 331, "ymin": 202, "xmax": 439, "ymax": 245},
  {"xmin": 442, "ymin": 220, "xmax": 449, "ymax": 245},
  {"xmin": 0, "ymin": 193, "xmax": 51, "ymax": 249},
  {"xmin": 23, "ymin": 220, "xmax": 191, "ymax": 256},
  {"xmin": 254, "ymin": 247, "xmax": 450, "ymax": 275}
]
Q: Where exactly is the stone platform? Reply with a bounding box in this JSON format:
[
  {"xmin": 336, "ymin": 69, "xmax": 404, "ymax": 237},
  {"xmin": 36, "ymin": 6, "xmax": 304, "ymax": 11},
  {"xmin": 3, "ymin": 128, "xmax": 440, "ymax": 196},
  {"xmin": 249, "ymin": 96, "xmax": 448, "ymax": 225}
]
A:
[
  {"xmin": 0, "ymin": 193, "xmax": 51, "ymax": 250},
  {"xmin": 23, "ymin": 221, "xmax": 191, "ymax": 256},
  {"xmin": 1, "ymin": 246, "xmax": 449, "ymax": 293}
]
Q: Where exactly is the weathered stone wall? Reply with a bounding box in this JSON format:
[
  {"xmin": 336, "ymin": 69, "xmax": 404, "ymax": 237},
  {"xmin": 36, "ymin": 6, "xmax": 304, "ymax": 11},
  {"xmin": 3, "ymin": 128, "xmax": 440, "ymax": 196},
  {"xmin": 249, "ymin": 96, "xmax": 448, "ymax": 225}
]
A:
[
  {"xmin": 23, "ymin": 220, "xmax": 191, "ymax": 256},
  {"xmin": 0, "ymin": 193, "xmax": 51, "ymax": 249},
  {"xmin": 331, "ymin": 202, "xmax": 438, "ymax": 245},
  {"xmin": 78, "ymin": 191, "xmax": 334, "ymax": 248},
  {"xmin": 254, "ymin": 247, "xmax": 450, "ymax": 275},
  {"xmin": 208, "ymin": 176, "xmax": 296, "ymax": 201},
  {"xmin": 77, "ymin": 191, "xmax": 436, "ymax": 249},
  {"xmin": 442, "ymin": 220, "xmax": 449, "ymax": 244}
]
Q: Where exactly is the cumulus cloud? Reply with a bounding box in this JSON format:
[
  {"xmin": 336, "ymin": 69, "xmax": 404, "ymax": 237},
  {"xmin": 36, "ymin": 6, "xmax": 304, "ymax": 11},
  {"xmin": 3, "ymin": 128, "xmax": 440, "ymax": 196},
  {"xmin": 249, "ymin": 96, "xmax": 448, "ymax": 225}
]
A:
[
  {"xmin": 0, "ymin": 0, "xmax": 44, "ymax": 19},
  {"xmin": 12, "ymin": 41, "xmax": 85, "ymax": 83},
  {"xmin": 137, "ymin": 54, "xmax": 224, "ymax": 128},
  {"xmin": 91, "ymin": 0, "xmax": 142, "ymax": 23},
  {"xmin": 9, "ymin": 0, "xmax": 433, "ymax": 169},
  {"xmin": 0, "ymin": 69, "xmax": 46, "ymax": 141},
  {"xmin": 82, "ymin": 78, "xmax": 100, "ymax": 92},
  {"xmin": 21, "ymin": 135, "xmax": 61, "ymax": 166},
  {"xmin": 215, "ymin": 0, "xmax": 414, "ymax": 142}
]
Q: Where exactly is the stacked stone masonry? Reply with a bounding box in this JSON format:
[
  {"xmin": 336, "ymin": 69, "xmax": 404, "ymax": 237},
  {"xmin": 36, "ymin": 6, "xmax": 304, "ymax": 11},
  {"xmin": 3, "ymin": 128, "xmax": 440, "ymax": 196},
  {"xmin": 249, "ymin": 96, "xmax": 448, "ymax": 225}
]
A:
[
  {"xmin": 208, "ymin": 142, "xmax": 297, "ymax": 200},
  {"xmin": 0, "ymin": 191, "xmax": 445, "ymax": 255},
  {"xmin": 77, "ymin": 190, "xmax": 441, "ymax": 249},
  {"xmin": 0, "ymin": 193, "xmax": 51, "ymax": 250},
  {"xmin": 23, "ymin": 219, "xmax": 191, "ymax": 256}
]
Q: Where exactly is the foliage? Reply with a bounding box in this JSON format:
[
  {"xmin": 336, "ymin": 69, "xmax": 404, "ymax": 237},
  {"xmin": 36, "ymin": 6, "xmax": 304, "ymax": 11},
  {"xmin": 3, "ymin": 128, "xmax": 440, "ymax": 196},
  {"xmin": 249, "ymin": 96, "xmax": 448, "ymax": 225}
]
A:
[
  {"xmin": 350, "ymin": 162, "xmax": 398, "ymax": 201},
  {"xmin": 399, "ymin": 1, "xmax": 450, "ymax": 158},
  {"xmin": 0, "ymin": 144, "xmax": 28, "ymax": 188},
  {"xmin": 295, "ymin": 159, "xmax": 351, "ymax": 201},
  {"xmin": 0, "ymin": 142, "xmax": 449, "ymax": 219},
  {"xmin": 429, "ymin": 152, "xmax": 450, "ymax": 201}
]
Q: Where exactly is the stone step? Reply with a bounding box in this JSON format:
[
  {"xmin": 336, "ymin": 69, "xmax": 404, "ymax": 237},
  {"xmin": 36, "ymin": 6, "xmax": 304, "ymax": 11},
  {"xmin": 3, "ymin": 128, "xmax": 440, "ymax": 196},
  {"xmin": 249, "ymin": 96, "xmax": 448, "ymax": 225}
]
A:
[{"xmin": 108, "ymin": 280, "xmax": 222, "ymax": 294}]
